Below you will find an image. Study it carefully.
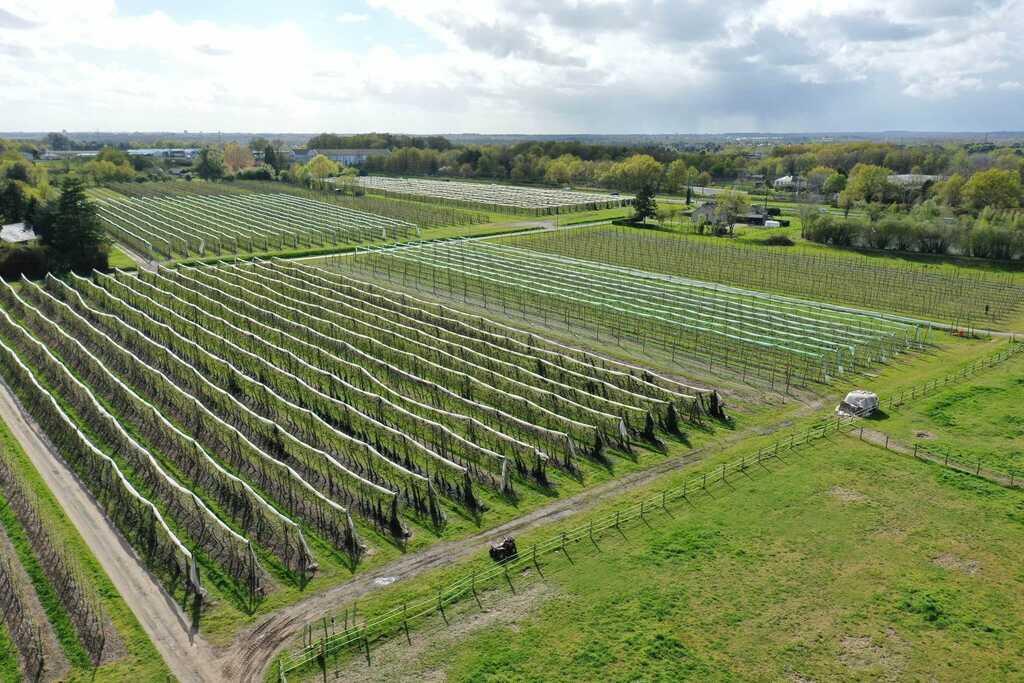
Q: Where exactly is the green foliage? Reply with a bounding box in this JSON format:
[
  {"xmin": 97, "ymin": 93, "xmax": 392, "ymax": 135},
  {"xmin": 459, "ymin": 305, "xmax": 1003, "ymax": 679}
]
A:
[
  {"xmin": 822, "ymin": 171, "xmax": 847, "ymax": 195},
  {"xmin": 632, "ymin": 184, "xmax": 658, "ymax": 222},
  {"xmin": 802, "ymin": 209, "xmax": 1023, "ymax": 260},
  {"xmin": 32, "ymin": 176, "xmax": 109, "ymax": 274},
  {"xmin": 962, "ymin": 168, "xmax": 1022, "ymax": 212},
  {"xmin": 193, "ymin": 147, "xmax": 226, "ymax": 181},
  {"xmin": 845, "ymin": 163, "xmax": 895, "ymax": 204}
]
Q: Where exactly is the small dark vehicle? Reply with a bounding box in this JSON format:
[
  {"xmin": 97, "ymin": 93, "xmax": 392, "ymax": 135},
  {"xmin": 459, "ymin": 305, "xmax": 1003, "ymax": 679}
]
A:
[{"xmin": 489, "ymin": 536, "xmax": 518, "ymax": 562}]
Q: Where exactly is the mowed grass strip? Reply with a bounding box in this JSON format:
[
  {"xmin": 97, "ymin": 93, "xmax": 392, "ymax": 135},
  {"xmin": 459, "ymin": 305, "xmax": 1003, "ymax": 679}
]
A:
[{"xmin": 320, "ymin": 438, "xmax": 1024, "ymax": 682}]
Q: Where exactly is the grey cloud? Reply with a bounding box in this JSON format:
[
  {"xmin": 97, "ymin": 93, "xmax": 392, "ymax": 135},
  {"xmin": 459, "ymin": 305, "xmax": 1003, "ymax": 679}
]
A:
[
  {"xmin": 836, "ymin": 11, "xmax": 931, "ymax": 41},
  {"xmin": 451, "ymin": 20, "xmax": 586, "ymax": 66},
  {"xmin": 0, "ymin": 8, "xmax": 40, "ymax": 29}
]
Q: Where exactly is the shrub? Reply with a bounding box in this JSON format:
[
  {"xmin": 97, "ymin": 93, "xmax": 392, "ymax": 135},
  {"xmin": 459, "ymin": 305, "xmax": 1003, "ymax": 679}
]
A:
[{"xmin": 762, "ymin": 234, "xmax": 794, "ymax": 246}]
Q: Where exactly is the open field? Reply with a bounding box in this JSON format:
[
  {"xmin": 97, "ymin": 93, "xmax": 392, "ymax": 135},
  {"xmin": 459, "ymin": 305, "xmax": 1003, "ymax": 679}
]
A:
[
  {"xmin": 508, "ymin": 226, "xmax": 1024, "ymax": 329},
  {"xmin": 89, "ymin": 188, "xmax": 418, "ymax": 261},
  {"xmin": 879, "ymin": 349, "xmax": 1024, "ymax": 474},
  {"xmin": 311, "ymin": 436, "xmax": 1024, "ymax": 682},
  {"xmin": 352, "ymin": 176, "xmax": 633, "ymax": 215},
  {"xmin": 339, "ymin": 239, "xmax": 935, "ymax": 388}
]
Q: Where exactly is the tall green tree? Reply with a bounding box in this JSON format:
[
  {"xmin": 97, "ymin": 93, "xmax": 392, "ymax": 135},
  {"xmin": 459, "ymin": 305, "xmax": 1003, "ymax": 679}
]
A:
[
  {"xmin": 33, "ymin": 176, "xmax": 108, "ymax": 274},
  {"xmin": 193, "ymin": 146, "xmax": 226, "ymax": 180},
  {"xmin": 844, "ymin": 163, "xmax": 894, "ymax": 204},
  {"xmin": 632, "ymin": 184, "xmax": 658, "ymax": 223},
  {"xmin": 962, "ymin": 168, "xmax": 1021, "ymax": 211}
]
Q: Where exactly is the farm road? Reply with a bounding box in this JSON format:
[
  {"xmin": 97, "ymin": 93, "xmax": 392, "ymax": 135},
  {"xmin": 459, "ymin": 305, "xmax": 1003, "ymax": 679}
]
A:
[{"xmin": 0, "ymin": 381, "xmax": 221, "ymax": 683}]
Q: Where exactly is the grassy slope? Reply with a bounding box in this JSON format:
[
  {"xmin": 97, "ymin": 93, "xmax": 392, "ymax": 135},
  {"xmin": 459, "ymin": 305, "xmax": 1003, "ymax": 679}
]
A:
[
  {"xmin": 878, "ymin": 350, "xmax": 1024, "ymax": 473},
  {"xmin": 0, "ymin": 419, "xmax": 170, "ymax": 682}
]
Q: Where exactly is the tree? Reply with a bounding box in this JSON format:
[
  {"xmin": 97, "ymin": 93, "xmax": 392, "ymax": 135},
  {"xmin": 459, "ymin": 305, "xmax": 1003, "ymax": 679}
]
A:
[
  {"xmin": 632, "ymin": 184, "xmax": 658, "ymax": 223},
  {"xmin": 933, "ymin": 173, "xmax": 966, "ymax": 208},
  {"xmin": 806, "ymin": 165, "xmax": 835, "ymax": 193},
  {"xmin": 665, "ymin": 159, "xmax": 690, "ymax": 194},
  {"xmin": 96, "ymin": 146, "xmax": 130, "ymax": 166},
  {"xmin": 306, "ymin": 154, "xmax": 341, "ymax": 182},
  {"xmin": 83, "ymin": 159, "xmax": 135, "ymax": 182},
  {"xmin": 962, "ymin": 168, "xmax": 1021, "ymax": 211},
  {"xmin": 262, "ymin": 145, "xmax": 279, "ymax": 172},
  {"xmin": 822, "ymin": 172, "xmax": 847, "ymax": 196},
  {"xmin": 611, "ymin": 154, "xmax": 663, "ymax": 193},
  {"xmin": 193, "ymin": 147, "xmax": 225, "ymax": 180},
  {"xmin": 32, "ymin": 176, "xmax": 108, "ymax": 274},
  {"xmin": 844, "ymin": 163, "xmax": 893, "ymax": 204},
  {"xmin": 223, "ymin": 142, "xmax": 255, "ymax": 173},
  {"xmin": 714, "ymin": 190, "xmax": 750, "ymax": 235}
]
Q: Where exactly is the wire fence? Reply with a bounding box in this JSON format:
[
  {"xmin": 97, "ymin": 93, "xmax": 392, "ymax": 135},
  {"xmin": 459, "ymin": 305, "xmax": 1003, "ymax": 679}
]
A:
[{"xmin": 277, "ymin": 340, "xmax": 1022, "ymax": 680}]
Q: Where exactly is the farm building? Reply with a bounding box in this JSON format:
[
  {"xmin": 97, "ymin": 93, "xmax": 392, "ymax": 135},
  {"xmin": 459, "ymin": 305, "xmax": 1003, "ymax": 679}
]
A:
[
  {"xmin": 293, "ymin": 148, "xmax": 390, "ymax": 165},
  {"xmin": 772, "ymin": 175, "xmax": 807, "ymax": 190},
  {"xmin": 692, "ymin": 202, "xmax": 790, "ymax": 227},
  {"xmin": 887, "ymin": 173, "xmax": 943, "ymax": 188}
]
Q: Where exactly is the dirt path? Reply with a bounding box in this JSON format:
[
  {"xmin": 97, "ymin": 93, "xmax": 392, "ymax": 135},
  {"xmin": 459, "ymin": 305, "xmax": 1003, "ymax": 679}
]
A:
[
  {"xmin": 215, "ymin": 399, "xmax": 825, "ymax": 681},
  {"xmin": 112, "ymin": 242, "xmax": 158, "ymax": 272},
  {"xmin": 0, "ymin": 382, "xmax": 221, "ymax": 683}
]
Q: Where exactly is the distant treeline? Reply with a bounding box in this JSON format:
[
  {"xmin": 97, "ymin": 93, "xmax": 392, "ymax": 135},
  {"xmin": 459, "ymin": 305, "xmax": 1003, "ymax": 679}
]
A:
[
  {"xmin": 803, "ymin": 206, "xmax": 1024, "ymax": 261},
  {"xmin": 360, "ymin": 140, "xmax": 1024, "ymax": 191}
]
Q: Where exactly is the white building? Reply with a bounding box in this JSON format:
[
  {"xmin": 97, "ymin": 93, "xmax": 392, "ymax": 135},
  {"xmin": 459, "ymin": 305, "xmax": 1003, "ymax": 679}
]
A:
[{"xmin": 772, "ymin": 175, "xmax": 807, "ymax": 190}]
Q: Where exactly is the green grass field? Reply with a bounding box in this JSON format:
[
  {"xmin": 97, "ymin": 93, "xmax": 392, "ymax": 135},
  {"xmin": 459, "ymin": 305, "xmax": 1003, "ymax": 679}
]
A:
[
  {"xmin": 0, "ymin": 418, "xmax": 170, "ymax": 682},
  {"xmin": 312, "ymin": 437, "xmax": 1024, "ymax": 682},
  {"xmin": 879, "ymin": 350, "xmax": 1024, "ymax": 474}
]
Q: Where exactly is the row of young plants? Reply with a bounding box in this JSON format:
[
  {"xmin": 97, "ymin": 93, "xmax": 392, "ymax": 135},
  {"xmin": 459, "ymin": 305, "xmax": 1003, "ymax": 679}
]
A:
[
  {"xmin": 353, "ymin": 176, "xmax": 632, "ymax": 214},
  {"xmin": 0, "ymin": 445, "xmax": 107, "ymax": 668},
  {"xmin": 236, "ymin": 181, "xmax": 491, "ymax": 229},
  {"xmin": 174, "ymin": 260, "xmax": 713, "ymax": 460},
  {"xmin": 0, "ymin": 258, "xmax": 721, "ymax": 632},
  {"xmin": 0, "ymin": 552, "xmax": 44, "ymax": 680},
  {"xmin": 513, "ymin": 226, "xmax": 1024, "ymax": 327},
  {"xmin": 91, "ymin": 189, "xmax": 418, "ymax": 260},
  {"xmin": 345, "ymin": 239, "xmax": 931, "ymax": 386},
  {"xmin": 35, "ymin": 275, "xmax": 362, "ymax": 564},
  {"xmin": 0, "ymin": 308, "xmax": 203, "ymax": 604},
  {"xmin": 0, "ymin": 284, "xmax": 252, "ymax": 598}
]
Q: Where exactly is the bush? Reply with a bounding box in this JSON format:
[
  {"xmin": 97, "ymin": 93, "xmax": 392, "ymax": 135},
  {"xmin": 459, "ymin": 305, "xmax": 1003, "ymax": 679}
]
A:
[
  {"xmin": 0, "ymin": 244, "xmax": 51, "ymax": 281},
  {"xmin": 762, "ymin": 234, "xmax": 794, "ymax": 246}
]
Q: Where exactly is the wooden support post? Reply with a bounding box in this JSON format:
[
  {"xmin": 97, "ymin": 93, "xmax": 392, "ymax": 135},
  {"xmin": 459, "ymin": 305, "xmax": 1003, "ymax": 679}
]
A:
[{"xmin": 402, "ymin": 604, "xmax": 411, "ymax": 645}]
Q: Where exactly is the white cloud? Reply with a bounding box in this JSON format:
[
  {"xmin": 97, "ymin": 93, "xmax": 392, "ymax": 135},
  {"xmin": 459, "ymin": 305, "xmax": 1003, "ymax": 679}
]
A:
[
  {"xmin": 0, "ymin": 0, "xmax": 1021, "ymax": 132},
  {"xmin": 336, "ymin": 12, "xmax": 370, "ymax": 24}
]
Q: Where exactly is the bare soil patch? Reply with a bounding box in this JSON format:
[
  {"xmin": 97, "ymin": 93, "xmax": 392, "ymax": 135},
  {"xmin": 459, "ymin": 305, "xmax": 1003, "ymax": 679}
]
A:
[
  {"xmin": 829, "ymin": 486, "xmax": 867, "ymax": 503},
  {"xmin": 933, "ymin": 553, "xmax": 979, "ymax": 575}
]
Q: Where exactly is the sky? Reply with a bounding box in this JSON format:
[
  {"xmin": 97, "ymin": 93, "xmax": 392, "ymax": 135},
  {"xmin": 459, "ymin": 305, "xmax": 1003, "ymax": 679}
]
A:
[{"xmin": 1, "ymin": 0, "xmax": 1023, "ymax": 134}]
